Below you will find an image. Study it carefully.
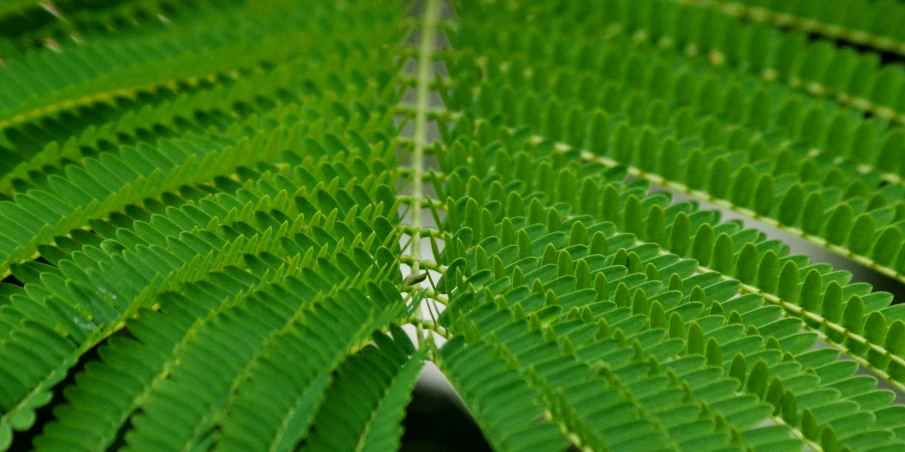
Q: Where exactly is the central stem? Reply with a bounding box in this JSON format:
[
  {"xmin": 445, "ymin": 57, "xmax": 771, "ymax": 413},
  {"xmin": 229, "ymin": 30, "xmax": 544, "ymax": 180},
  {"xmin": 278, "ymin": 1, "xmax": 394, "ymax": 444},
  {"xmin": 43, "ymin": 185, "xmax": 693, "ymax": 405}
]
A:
[{"xmin": 410, "ymin": 0, "xmax": 440, "ymax": 346}]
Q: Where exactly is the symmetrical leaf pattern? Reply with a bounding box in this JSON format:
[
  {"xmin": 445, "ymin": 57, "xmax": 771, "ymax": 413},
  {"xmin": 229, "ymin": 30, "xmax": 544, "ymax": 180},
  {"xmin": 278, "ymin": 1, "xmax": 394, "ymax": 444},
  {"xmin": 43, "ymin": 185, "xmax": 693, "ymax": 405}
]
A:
[{"xmin": 1, "ymin": 0, "xmax": 905, "ymax": 450}]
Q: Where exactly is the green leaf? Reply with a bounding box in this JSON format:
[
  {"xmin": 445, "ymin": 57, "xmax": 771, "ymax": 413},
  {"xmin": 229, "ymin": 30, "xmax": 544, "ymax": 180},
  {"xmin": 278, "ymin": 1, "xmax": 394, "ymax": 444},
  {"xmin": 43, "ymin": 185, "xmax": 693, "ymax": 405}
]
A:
[
  {"xmin": 613, "ymin": 121, "xmax": 634, "ymax": 164},
  {"xmin": 777, "ymin": 184, "xmax": 804, "ymax": 226},
  {"xmin": 822, "ymin": 282, "xmax": 845, "ymax": 341},
  {"xmin": 685, "ymin": 150, "xmax": 708, "ymax": 191},
  {"xmin": 736, "ymin": 243, "xmax": 759, "ymax": 285},
  {"xmin": 848, "ymin": 213, "xmax": 876, "ymax": 255},
  {"xmin": 756, "ymin": 251, "xmax": 780, "ymax": 294},
  {"xmin": 579, "ymin": 179, "xmax": 598, "ymax": 216},
  {"xmin": 781, "ymin": 390, "xmax": 798, "ymax": 425},
  {"xmin": 753, "ymin": 175, "xmax": 776, "ymax": 217},
  {"xmin": 659, "ymin": 138, "xmax": 681, "ymax": 181},
  {"xmin": 730, "ymin": 165, "xmax": 757, "ymax": 208},
  {"xmin": 873, "ymin": 227, "xmax": 903, "ymax": 266},
  {"xmin": 602, "ymin": 185, "xmax": 620, "ymax": 224},
  {"xmin": 670, "ymin": 212, "xmax": 691, "ymax": 257},
  {"xmin": 843, "ymin": 296, "xmax": 866, "ymax": 355},
  {"xmin": 623, "ymin": 195, "xmax": 644, "ymax": 238},
  {"xmin": 826, "ymin": 205, "xmax": 855, "ymax": 246},
  {"xmin": 589, "ymin": 111, "xmax": 610, "ymax": 155},
  {"xmin": 708, "ymin": 158, "xmax": 731, "ymax": 198},
  {"xmin": 686, "ymin": 322, "xmax": 705, "ymax": 355},
  {"xmin": 632, "ymin": 290, "xmax": 649, "ymax": 316},
  {"xmin": 801, "ymin": 410, "xmax": 819, "ymax": 440},
  {"xmin": 746, "ymin": 360, "xmax": 769, "ymax": 398},
  {"xmin": 691, "ymin": 224, "xmax": 715, "ymax": 267},
  {"xmin": 777, "ymin": 261, "xmax": 799, "ymax": 304},
  {"xmin": 711, "ymin": 233, "xmax": 734, "ymax": 275},
  {"xmin": 864, "ymin": 312, "xmax": 888, "ymax": 367},
  {"xmin": 801, "ymin": 193, "xmax": 825, "ymax": 236},
  {"xmin": 705, "ymin": 338, "xmax": 722, "ymax": 367},
  {"xmin": 646, "ymin": 205, "xmax": 667, "ymax": 246},
  {"xmin": 729, "ymin": 354, "xmax": 747, "ymax": 384},
  {"xmin": 638, "ymin": 127, "xmax": 659, "ymax": 173},
  {"xmin": 884, "ymin": 320, "xmax": 905, "ymax": 367},
  {"xmin": 765, "ymin": 378, "xmax": 784, "ymax": 415}
]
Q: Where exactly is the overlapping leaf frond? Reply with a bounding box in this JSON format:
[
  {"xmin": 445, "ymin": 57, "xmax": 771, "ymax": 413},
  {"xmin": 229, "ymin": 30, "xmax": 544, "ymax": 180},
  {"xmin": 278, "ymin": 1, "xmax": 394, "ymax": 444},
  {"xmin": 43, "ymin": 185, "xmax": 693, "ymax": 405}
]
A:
[
  {"xmin": 434, "ymin": 127, "xmax": 905, "ymax": 451},
  {"xmin": 0, "ymin": 0, "xmax": 417, "ymax": 449},
  {"xmin": 438, "ymin": 0, "xmax": 905, "ymax": 286},
  {"xmin": 428, "ymin": 0, "xmax": 905, "ymax": 450},
  {"xmin": 2, "ymin": 0, "xmax": 905, "ymax": 451}
]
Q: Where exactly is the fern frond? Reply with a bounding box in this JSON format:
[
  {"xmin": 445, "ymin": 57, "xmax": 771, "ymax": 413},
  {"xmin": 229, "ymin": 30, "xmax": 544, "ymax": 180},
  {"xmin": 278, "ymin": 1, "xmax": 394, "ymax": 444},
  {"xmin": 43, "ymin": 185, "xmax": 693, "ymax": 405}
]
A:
[
  {"xmin": 0, "ymin": 73, "xmax": 398, "ymax": 277},
  {"xmin": 0, "ymin": 132, "xmax": 403, "ymax": 437},
  {"xmin": 443, "ymin": 0, "xmax": 905, "ymax": 290},
  {"xmin": 441, "ymin": 122, "xmax": 905, "ymax": 390},
  {"xmin": 2, "ymin": 1, "xmax": 905, "ymax": 450},
  {"xmin": 0, "ymin": 2, "xmax": 400, "ymax": 130},
  {"xmin": 32, "ymin": 245, "xmax": 386, "ymax": 451},
  {"xmin": 0, "ymin": 43, "xmax": 395, "ymax": 189},
  {"xmin": 303, "ymin": 330, "xmax": 427, "ymax": 451},
  {"xmin": 433, "ymin": 104, "xmax": 905, "ymax": 449}
]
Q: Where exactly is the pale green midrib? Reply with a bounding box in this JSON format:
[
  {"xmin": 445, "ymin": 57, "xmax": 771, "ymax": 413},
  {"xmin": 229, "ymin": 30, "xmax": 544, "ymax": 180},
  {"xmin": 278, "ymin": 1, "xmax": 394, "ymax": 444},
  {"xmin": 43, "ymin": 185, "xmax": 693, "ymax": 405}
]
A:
[
  {"xmin": 409, "ymin": 0, "xmax": 441, "ymax": 346},
  {"xmin": 411, "ymin": 0, "xmax": 441, "ymax": 264},
  {"xmin": 678, "ymin": 0, "xmax": 905, "ymax": 59}
]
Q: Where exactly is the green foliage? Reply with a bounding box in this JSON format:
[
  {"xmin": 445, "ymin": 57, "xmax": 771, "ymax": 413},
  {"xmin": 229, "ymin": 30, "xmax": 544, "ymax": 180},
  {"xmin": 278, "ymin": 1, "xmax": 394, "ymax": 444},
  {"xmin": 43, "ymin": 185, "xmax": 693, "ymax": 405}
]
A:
[{"xmin": 1, "ymin": 0, "xmax": 905, "ymax": 451}]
